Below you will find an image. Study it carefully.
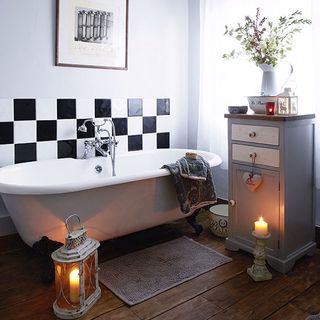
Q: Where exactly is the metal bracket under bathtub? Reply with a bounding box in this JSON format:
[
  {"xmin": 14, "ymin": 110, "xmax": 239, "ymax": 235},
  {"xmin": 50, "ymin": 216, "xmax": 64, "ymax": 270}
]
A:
[{"xmin": 186, "ymin": 208, "xmax": 203, "ymax": 236}]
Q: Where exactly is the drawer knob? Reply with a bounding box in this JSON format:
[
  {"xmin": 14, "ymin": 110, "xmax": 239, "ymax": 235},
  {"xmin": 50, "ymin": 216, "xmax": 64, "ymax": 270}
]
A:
[
  {"xmin": 249, "ymin": 152, "xmax": 257, "ymax": 159},
  {"xmin": 249, "ymin": 132, "xmax": 256, "ymax": 138},
  {"xmin": 229, "ymin": 199, "xmax": 236, "ymax": 207}
]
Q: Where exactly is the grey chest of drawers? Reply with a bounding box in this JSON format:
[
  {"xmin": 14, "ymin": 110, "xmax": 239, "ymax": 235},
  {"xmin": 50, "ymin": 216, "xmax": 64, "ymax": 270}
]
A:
[{"xmin": 224, "ymin": 113, "xmax": 316, "ymax": 273}]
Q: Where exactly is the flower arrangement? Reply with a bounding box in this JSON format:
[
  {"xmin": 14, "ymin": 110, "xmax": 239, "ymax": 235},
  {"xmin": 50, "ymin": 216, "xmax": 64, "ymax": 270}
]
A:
[{"xmin": 222, "ymin": 8, "xmax": 311, "ymax": 66}]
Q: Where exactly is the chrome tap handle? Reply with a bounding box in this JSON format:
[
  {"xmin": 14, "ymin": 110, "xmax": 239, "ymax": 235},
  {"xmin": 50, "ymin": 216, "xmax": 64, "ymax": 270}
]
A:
[
  {"xmin": 95, "ymin": 145, "xmax": 108, "ymax": 157},
  {"xmin": 84, "ymin": 140, "xmax": 94, "ymax": 147},
  {"xmin": 82, "ymin": 140, "xmax": 95, "ymax": 159}
]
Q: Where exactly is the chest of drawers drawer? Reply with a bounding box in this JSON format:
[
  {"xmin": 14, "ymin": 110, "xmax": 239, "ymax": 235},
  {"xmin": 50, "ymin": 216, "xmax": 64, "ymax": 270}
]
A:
[
  {"xmin": 232, "ymin": 144, "xmax": 280, "ymax": 168},
  {"xmin": 232, "ymin": 124, "xmax": 279, "ymax": 146}
]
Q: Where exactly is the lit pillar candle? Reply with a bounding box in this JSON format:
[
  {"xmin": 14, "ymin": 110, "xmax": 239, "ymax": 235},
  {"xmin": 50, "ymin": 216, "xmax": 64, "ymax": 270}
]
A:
[
  {"xmin": 69, "ymin": 268, "xmax": 80, "ymax": 303},
  {"xmin": 254, "ymin": 217, "xmax": 268, "ymax": 236}
]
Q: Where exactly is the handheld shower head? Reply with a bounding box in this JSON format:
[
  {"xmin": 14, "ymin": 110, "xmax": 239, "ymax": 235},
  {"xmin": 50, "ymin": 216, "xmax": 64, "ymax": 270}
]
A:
[
  {"xmin": 78, "ymin": 118, "xmax": 93, "ymax": 133},
  {"xmin": 78, "ymin": 124, "xmax": 88, "ymax": 133}
]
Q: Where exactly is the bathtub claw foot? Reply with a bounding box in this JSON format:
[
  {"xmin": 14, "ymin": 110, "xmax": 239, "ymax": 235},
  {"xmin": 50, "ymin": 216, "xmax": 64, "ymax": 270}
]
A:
[
  {"xmin": 32, "ymin": 236, "xmax": 63, "ymax": 283},
  {"xmin": 186, "ymin": 210, "xmax": 203, "ymax": 236}
]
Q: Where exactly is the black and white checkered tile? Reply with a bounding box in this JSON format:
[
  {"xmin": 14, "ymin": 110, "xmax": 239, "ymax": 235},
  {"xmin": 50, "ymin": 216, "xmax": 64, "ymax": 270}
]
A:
[{"xmin": 0, "ymin": 98, "xmax": 171, "ymax": 166}]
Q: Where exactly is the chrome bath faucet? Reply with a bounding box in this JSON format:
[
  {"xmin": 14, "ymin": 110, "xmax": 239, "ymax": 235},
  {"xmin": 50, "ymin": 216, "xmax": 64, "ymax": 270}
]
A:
[{"xmin": 78, "ymin": 118, "xmax": 118, "ymax": 176}]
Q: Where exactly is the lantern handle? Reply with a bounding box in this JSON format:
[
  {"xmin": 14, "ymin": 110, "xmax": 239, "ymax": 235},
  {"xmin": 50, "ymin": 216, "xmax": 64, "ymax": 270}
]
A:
[{"xmin": 65, "ymin": 214, "xmax": 83, "ymax": 234}]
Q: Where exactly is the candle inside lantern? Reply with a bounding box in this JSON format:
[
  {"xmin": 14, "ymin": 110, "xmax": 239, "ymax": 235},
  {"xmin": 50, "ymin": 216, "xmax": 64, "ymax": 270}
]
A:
[
  {"xmin": 69, "ymin": 268, "xmax": 80, "ymax": 303},
  {"xmin": 254, "ymin": 217, "xmax": 268, "ymax": 236},
  {"xmin": 266, "ymin": 102, "xmax": 275, "ymax": 115}
]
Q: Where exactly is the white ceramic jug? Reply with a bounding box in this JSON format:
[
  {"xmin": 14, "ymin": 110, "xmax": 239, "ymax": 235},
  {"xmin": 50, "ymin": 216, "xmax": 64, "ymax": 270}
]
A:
[{"xmin": 259, "ymin": 63, "xmax": 293, "ymax": 96}]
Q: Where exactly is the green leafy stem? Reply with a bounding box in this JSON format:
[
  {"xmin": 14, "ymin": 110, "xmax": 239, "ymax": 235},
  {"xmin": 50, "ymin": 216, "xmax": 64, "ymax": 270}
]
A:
[{"xmin": 222, "ymin": 8, "xmax": 311, "ymax": 66}]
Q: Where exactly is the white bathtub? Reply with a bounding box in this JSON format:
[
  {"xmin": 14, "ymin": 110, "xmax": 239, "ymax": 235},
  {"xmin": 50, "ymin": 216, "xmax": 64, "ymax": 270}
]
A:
[{"xmin": 0, "ymin": 149, "xmax": 222, "ymax": 246}]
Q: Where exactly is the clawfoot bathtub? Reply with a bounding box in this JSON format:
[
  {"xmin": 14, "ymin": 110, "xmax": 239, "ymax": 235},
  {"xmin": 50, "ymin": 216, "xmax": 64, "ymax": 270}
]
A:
[{"xmin": 0, "ymin": 149, "xmax": 222, "ymax": 246}]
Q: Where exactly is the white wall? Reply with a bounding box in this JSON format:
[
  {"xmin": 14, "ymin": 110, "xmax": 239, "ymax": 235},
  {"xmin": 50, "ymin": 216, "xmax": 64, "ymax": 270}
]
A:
[
  {"xmin": 0, "ymin": 0, "xmax": 189, "ymax": 234},
  {"xmin": 188, "ymin": 0, "xmax": 200, "ymax": 150},
  {"xmin": 187, "ymin": 1, "xmax": 318, "ymax": 214},
  {"xmin": 0, "ymin": 0, "xmax": 188, "ymax": 150},
  {"xmin": 187, "ymin": 0, "xmax": 228, "ymax": 200}
]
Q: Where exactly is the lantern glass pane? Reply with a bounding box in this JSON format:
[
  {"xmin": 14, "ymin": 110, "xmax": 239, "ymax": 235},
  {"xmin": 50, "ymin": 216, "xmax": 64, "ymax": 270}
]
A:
[
  {"xmin": 277, "ymin": 97, "xmax": 289, "ymax": 114},
  {"xmin": 84, "ymin": 253, "xmax": 97, "ymax": 299},
  {"xmin": 289, "ymin": 96, "xmax": 298, "ymax": 114},
  {"xmin": 54, "ymin": 262, "xmax": 81, "ymax": 309}
]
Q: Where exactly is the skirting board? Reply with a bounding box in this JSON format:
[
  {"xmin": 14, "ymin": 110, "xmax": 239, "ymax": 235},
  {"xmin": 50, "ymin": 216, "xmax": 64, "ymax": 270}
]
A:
[{"xmin": 0, "ymin": 215, "xmax": 16, "ymax": 236}]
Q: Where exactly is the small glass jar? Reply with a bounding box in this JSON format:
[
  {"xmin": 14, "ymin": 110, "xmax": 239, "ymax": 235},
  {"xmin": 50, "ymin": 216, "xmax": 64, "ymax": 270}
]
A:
[{"xmin": 266, "ymin": 102, "xmax": 275, "ymax": 115}]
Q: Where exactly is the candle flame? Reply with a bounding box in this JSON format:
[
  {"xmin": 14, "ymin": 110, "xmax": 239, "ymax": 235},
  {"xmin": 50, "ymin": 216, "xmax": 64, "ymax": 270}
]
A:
[{"xmin": 259, "ymin": 217, "xmax": 264, "ymax": 222}]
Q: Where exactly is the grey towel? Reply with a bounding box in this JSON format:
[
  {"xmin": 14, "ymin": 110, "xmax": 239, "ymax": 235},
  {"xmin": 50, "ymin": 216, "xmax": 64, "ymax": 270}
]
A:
[
  {"xmin": 162, "ymin": 156, "xmax": 217, "ymax": 214},
  {"xmin": 177, "ymin": 157, "xmax": 207, "ymax": 181}
]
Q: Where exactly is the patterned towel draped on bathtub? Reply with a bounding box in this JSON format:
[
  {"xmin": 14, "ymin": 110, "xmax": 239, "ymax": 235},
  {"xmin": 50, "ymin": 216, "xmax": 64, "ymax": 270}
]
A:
[{"xmin": 162, "ymin": 156, "xmax": 217, "ymax": 214}]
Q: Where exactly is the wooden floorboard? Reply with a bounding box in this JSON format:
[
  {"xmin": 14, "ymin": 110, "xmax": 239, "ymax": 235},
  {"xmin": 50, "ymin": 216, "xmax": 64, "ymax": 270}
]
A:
[
  {"xmin": 93, "ymin": 306, "xmax": 141, "ymax": 320},
  {"xmin": 151, "ymin": 296, "xmax": 222, "ymax": 320},
  {"xmin": 0, "ymin": 221, "xmax": 319, "ymax": 320},
  {"xmin": 207, "ymin": 254, "xmax": 320, "ymax": 320},
  {"xmin": 290, "ymin": 281, "xmax": 320, "ymax": 316},
  {"xmin": 265, "ymin": 304, "xmax": 309, "ymax": 320},
  {"xmin": 0, "ymin": 233, "xmax": 26, "ymax": 255},
  {"xmin": 201, "ymin": 272, "xmax": 274, "ymax": 310},
  {"xmin": 131, "ymin": 253, "xmax": 251, "ymax": 320}
]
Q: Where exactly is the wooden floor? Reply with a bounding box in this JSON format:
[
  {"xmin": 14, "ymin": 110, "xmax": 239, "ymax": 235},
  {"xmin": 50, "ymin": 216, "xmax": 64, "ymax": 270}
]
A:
[{"xmin": 1, "ymin": 216, "xmax": 320, "ymax": 320}]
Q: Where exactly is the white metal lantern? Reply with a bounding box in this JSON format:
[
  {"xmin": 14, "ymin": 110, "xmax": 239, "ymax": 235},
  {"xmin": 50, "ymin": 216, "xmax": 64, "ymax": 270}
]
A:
[
  {"xmin": 277, "ymin": 87, "xmax": 298, "ymax": 115},
  {"xmin": 51, "ymin": 215, "xmax": 101, "ymax": 319}
]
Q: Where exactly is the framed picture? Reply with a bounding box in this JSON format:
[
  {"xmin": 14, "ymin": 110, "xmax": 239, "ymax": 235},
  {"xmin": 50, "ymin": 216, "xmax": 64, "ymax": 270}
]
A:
[{"xmin": 56, "ymin": 0, "xmax": 128, "ymax": 70}]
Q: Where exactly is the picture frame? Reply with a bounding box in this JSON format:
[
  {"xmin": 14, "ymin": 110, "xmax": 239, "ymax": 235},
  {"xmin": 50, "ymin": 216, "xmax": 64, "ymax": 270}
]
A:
[{"xmin": 56, "ymin": 0, "xmax": 128, "ymax": 70}]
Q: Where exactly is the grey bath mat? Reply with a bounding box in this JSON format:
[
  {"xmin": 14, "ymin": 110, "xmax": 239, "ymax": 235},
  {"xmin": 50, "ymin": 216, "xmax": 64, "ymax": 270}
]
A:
[
  {"xmin": 306, "ymin": 315, "xmax": 320, "ymax": 320},
  {"xmin": 99, "ymin": 236, "xmax": 232, "ymax": 305}
]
